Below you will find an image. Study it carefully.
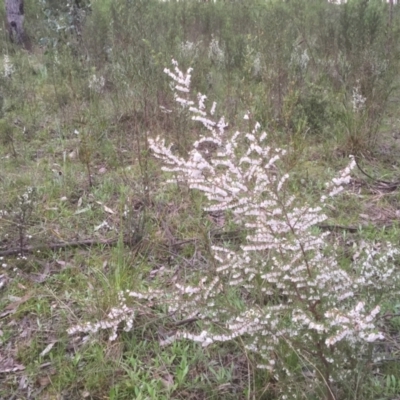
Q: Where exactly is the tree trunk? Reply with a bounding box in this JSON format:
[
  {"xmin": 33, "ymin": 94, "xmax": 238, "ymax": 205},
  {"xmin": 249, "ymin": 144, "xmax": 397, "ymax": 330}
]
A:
[{"xmin": 5, "ymin": 0, "xmax": 25, "ymax": 45}]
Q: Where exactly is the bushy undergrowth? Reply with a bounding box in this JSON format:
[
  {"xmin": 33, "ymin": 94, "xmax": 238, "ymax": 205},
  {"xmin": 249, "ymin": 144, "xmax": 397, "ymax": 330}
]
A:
[{"xmin": 2, "ymin": 0, "xmax": 398, "ymax": 154}]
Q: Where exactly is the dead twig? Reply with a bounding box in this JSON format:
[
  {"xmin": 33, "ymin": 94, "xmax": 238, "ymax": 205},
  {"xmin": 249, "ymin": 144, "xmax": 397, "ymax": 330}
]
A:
[
  {"xmin": 317, "ymin": 222, "xmax": 394, "ymax": 233},
  {"xmin": 355, "ymin": 157, "xmax": 400, "ymax": 192},
  {"xmin": 174, "ymin": 317, "xmax": 199, "ymax": 327},
  {"xmin": 0, "ymin": 229, "xmax": 242, "ymax": 258},
  {"xmin": 0, "ymin": 236, "xmax": 140, "ymax": 257},
  {"xmin": 317, "ymin": 224, "xmax": 360, "ymax": 233}
]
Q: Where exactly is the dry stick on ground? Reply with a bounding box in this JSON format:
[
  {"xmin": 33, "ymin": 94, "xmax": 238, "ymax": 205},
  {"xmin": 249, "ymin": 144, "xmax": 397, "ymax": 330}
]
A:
[
  {"xmin": 0, "ymin": 237, "xmax": 139, "ymax": 257},
  {"xmin": 316, "ymin": 222, "xmax": 394, "ymax": 233},
  {"xmin": 0, "ymin": 229, "xmax": 242, "ymax": 257},
  {"xmin": 316, "ymin": 224, "xmax": 359, "ymax": 233},
  {"xmin": 2, "ymin": 222, "xmax": 390, "ymax": 259}
]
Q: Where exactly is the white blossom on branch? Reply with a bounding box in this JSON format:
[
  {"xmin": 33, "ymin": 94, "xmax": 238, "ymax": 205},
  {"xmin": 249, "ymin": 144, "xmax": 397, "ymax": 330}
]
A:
[{"xmin": 69, "ymin": 60, "xmax": 399, "ymax": 393}]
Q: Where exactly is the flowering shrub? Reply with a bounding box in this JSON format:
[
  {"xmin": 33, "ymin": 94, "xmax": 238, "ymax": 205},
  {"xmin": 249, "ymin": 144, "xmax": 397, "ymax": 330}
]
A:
[{"xmin": 69, "ymin": 60, "xmax": 399, "ymax": 398}]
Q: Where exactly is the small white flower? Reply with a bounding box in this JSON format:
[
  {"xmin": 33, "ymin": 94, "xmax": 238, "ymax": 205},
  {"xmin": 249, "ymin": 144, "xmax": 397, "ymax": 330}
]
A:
[
  {"xmin": 88, "ymin": 74, "xmax": 105, "ymax": 93},
  {"xmin": 208, "ymin": 35, "xmax": 225, "ymax": 67},
  {"xmin": 352, "ymin": 81, "xmax": 366, "ymax": 113},
  {"xmin": 3, "ymin": 55, "xmax": 14, "ymax": 78}
]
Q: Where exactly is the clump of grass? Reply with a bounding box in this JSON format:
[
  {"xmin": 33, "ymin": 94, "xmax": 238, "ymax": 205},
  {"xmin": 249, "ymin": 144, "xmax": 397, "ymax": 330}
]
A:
[{"xmin": 0, "ymin": 118, "xmax": 17, "ymax": 157}]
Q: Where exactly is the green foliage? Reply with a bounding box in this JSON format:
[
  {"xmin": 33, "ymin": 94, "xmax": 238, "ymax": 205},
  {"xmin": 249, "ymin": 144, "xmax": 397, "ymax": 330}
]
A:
[{"xmin": 38, "ymin": 0, "xmax": 92, "ymax": 47}]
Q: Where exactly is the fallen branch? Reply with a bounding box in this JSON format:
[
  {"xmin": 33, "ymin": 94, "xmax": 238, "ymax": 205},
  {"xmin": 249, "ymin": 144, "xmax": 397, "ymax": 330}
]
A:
[
  {"xmin": 355, "ymin": 157, "xmax": 400, "ymax": 192},
  {"xmin": 317, "ymin": 224, "xmax": 359, "ymax": 233},
  {"xmin": 317, "ymin": 222, "xmax": 394, "ymax": 233},
  {"xmin": 0, "ymin": 236, "xmax": 140, "ymax": 257},
  {"xmin": 0, "ymin": 229, "xmax": 243, "ymax": 258}
]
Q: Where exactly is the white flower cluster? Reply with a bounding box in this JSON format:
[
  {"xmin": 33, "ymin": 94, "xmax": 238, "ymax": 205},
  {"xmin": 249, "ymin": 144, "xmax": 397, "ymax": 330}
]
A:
[
  {"xmin": 69, "ymin": 61, "xmax": 399, "ymax": 389},
  {"xmin": 67, "ymin": 292, "xmax": 135, "ymax": 341},
  {"xmin": 3, "ymin": 55, "xmax": 14, "ymax": 78},
  {"xmin": 88, "ymin": 74, "xmax": 105, "ymax": 93},
  {"xmin": 290, "ymin": 45, "xmax": 310, "ymax": 72},
  {"xmin": 322, "ymin": 155, "xmax": 356, "ymax": 200},
  {"xmin": 68, "ymin": 287, "xmax": 166, "ymax": 341},
  {"xmin": 325, "ymin": 302, "xmax": 383, "ymax": 347},
  {"xmin": 179, "ymin": 40, "xmax": 201, "ymax": 61},
  {"xmin": 208, "ymin": 35, "xmax": 225, "ymax": 67},
  {"xmin": 19, "ymin": 187, "xmax": 36, "ymax": 208},
  {"xmin": 351, "ymin": 81, "xmax": 367, "ymax": 113},
  {"xmin": 164, "ymin": 60, "xmax": 193, "ymax": 101}
]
